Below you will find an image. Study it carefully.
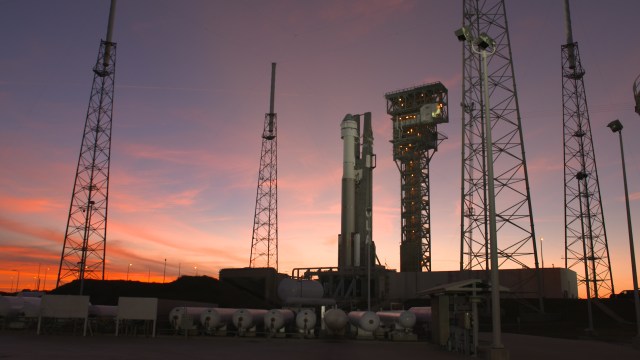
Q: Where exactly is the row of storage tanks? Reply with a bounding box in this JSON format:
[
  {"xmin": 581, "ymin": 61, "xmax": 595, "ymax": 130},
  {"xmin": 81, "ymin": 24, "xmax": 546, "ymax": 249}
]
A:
[
  {"xmin": 0, "ymin": 295, "xmax": 119, "ymax": 319},
  {"xmin": 1, "ymin": 278, "xmax": 432, "ymax": 338},
  {"xmin": 168, "ymin": 306, "xmax": 432, "ymax": 338}
]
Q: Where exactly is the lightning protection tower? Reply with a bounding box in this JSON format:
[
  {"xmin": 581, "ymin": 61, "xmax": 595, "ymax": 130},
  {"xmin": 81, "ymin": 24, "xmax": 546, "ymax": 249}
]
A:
[
  {"xmin": 562, "ymin": 0, "xmax": 614, "ymax": 298},
  {"xmin": 385, "ymin": 82, "xmax": 448, "ymax": 272},
  {"xmin": 57, "ymin": 0, "xmax": 117, "ymax": 291},
  {"xmin": 459, "ymin": 0, "xmax": 539, "ymax": 272},
  {"xmin": 250, "ymin": 63, "xmax": 278, "ymax": 270}
]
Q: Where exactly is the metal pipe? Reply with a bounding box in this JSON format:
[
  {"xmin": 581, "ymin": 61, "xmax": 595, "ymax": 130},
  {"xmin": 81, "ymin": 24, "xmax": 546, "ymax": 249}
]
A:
[
  {"xmin": 269, "ymin": 62, "xmax": 276, "ymax": 115},
  {"xmin": 103, "ymin": 0, "xmax": 117, "ymax": 68},
  {"xmin": 563, "ymin": 0, "xmax": 576, "ymax": 69},
  {"xmin": 563, "ymin": 0, "xmax": 573, "ymax": 45}
]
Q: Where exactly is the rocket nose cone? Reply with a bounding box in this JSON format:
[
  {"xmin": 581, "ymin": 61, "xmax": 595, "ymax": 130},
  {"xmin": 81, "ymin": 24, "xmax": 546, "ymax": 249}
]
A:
[{"xmin": 342, "ymin": 114, "xmax": 354, "ymax": 122}]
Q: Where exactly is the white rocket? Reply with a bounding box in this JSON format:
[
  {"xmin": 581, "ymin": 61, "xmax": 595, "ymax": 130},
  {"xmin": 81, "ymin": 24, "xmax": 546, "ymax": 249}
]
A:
[{"xmin": 339, "ymin": 113, "xmax": 375, "ymax": 270}]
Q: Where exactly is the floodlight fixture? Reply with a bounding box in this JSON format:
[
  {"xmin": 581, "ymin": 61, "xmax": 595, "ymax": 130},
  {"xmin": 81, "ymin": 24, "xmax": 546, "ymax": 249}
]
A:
[
  {"xmin": 455, "ymin": 26, "xmax": 471, "ymax": 42},
  {"xmin": 607, "ymin": 119, "xmax": 623, "ymax": 133},
  {"xmin": 576, "ymin": 171, "xmax": 588, "ymax": 181},
  {"xmin": 475, "ymin": 33, "xmax": 495, "ymax": 50}
]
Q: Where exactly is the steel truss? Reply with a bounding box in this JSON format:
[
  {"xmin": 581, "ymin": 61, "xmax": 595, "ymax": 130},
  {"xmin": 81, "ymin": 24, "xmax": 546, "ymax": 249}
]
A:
[
  {"xmin": 562, "ymin": 42, "xmax": 614, "ymax": 298},
  {"xmin": 250, "ymin": 64, "xmax": 278, "ymax": 270},
  {"xmin": 459, "ymin": 0, "xmax": 539, "ymax": 271},
  {"xmin": 57, "ymin": 40, "xmax": 116, "ymax": 287}
]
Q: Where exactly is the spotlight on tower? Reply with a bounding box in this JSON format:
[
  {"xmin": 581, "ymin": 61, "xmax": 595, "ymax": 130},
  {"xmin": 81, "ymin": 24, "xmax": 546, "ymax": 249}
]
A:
[
  {"xmin": 475, "ymin": 33, "xmax": 495, "ymax": 50},
  {"xmin": 455, "ymin": 26, "xmax": 470, "ymax": 42},
  {"xmin": 606, "ymin": 119, "xmax": 623, "ymax": 133}
]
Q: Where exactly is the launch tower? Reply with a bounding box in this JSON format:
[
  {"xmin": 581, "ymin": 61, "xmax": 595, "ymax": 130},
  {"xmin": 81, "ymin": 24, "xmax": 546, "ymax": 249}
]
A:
[
  {"xmin": 250, "ymin": 63, "xmax": 279, "ymax": 270},
  {"xmin": 56, "ymin": 0, "xmax": 117, "ymax": 290},
  {"xmin": 385, "ymin": 82, "xmax": 448, "ymax": 272}
]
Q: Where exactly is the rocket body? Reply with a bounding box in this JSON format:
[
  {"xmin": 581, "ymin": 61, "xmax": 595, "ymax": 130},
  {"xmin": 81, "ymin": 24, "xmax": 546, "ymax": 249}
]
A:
[
  {"xmin": 340, "ymin": 114, "xmax": 358, "ymax": 269},
  {"xmin": 339, "ymin": 113, "xmax": 375, "ymax": 270}
]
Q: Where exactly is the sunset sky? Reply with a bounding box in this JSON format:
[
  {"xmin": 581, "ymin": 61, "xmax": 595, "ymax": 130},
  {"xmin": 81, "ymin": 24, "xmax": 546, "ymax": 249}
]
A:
[{"xmin": 1, "ymin": 0, "xmax": 639, "ymax": 296}]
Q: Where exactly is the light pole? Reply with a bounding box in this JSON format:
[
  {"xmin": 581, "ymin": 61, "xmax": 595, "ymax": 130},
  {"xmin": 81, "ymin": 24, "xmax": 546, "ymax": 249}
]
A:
[
  {"xmin": 127, "ymin": 263, "xmax": 132, "ymax": 281},
  {"xmin": 456, "ymin": 26, "xmax": 506, "ymax": 354},
  {"xmin": 366, "ymin": 207, "xmax": 372, "ymax": 311},
  {"xmin": 607, "ymin": 119, "xmax": 640, "ymax": 339},
  {"xmin": 163, "ymin": 258, "xmax": 167, "ymax": 283},
  {"xmin": 12, "ymin": 269, "xmax": 20, "ymax": 293},
  {"xmin": 43, "ymin": 267, "xmax": 49, "ymax": 291},
  {"xmin": 540, "ymin": 237, "xmax": 545, "ymax": 269}
]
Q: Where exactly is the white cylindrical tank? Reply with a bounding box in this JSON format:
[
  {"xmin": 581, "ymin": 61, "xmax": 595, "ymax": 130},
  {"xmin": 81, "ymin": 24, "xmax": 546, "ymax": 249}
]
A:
[
  {"xmin": 348, "ymin": 311, "xmax": 380, "ymax": 332},
  {"xmin": 323, "ymin": 308, "xmax": 348, "ymax": 332},
  {"xmin": 168, "ymin": 307, "xmax": 209, "ymax": 330},
  {"xmin": 264, "ymin": 309, "xmax": 294, "ymax": 331},
  {"xmin": 277, "ymin": 278, "xmax": 323, "ymax": 302},
  {"xmin": 295, "ymin": 308, "xmax": 317, "ymax": 330},
  {"xmin": 377, "ymin": 310, "xmax": 417, "ymax": 329},
  {"xmin": 232, "ymin": 309, "xmax": 268, "ymax": 330},
  {"xmin": 89, "ymin": 304, "xmax": 118, "ymax": 318},
  {"xmin": 408, "ymin": 306, "xmax": 432, "ymax": 324},
  {"xmin": 200, "ymin": 308, "xmax": 236, "ymax": 330},
  {"xmin": 0, "ymin": 296, "xmax": 41, "ymax": 318}
]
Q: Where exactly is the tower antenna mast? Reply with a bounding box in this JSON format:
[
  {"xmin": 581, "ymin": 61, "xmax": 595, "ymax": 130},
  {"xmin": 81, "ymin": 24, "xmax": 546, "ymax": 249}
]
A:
[
  {"xmin": 561, "ymin": 0, "xmax": 614, "ymax": 299},
  {"xmin": 250, "ymin": 63, "xmax": 279, "ymax": 270},
  {"xmin": 57, "ymin": 0, "xmax": 118, "ymax": 293}
]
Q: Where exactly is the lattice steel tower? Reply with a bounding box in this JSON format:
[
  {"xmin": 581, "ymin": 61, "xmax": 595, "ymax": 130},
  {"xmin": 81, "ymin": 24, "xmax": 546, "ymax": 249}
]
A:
[
  {"xmin": 250, "ymin": 63, "xmax": 278, "ymax": 270},
  {"xmin": 562, "ymin": 0, "xmax": 614, "ymax": 298},
  {"xmin": 57, "ymin": 0, "xmax": 117, "ymax": 290},
  {"xmin": 385, "ymin": 82, "xmax": 448, "ymax": 272},
  {"xmin": 459, "ymin": 0, "xmax": 539, "ymax": 271}
]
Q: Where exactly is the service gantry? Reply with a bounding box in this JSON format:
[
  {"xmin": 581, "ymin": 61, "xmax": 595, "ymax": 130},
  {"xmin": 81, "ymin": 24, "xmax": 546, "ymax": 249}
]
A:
[{"xmin": 385, "ymin": 82, "xmax": 448, "ymax": 272}]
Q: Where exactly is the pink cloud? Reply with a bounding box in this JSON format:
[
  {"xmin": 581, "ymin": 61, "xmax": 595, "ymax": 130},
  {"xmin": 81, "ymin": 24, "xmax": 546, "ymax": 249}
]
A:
[
  {"xmin": 0, "ymin": 194, "xmax": 63, "ymax": 214},
  {"xmin": 0, "ymin": 216, "xmax": 61, "ymax": 244}
]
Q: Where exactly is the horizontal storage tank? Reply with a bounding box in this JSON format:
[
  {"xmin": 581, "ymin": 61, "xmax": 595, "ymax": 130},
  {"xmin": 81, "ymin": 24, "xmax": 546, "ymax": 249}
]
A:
[
  {"xmin": 295, "ymin": 308, "xmax": 317, "ymax": 330},
  {"xmin": 323, "ymin": 308, "xmax": 348, "ymax": 332},
  {"xmin": 169, "ymin": 307, "xmax": 209, "ymax": 330},
  {"xmin": 89, "ymin": 304, "xmax": 118, "ymax": 318},
  {"xmin": 408, "ymin": 306, "xmax": 432, "ymax": 323},
  {"xmin": 264, "ymin": 309, "xmax": 294, "ymax": 332},
  {"xmin": 0, "ymin": 296, "xmax": 41, "ymax": 318},
  {"xmin": 277, "ymin": 278, "xmax": 324, "ymax": 302},
  {"xmin": 348, "ymin": 311, "xmax": 380, "ymax": 332},
  {"xmin": 232, "ymin": 309, "xmax": 268, "ymax": 330},
  {"xmin": 377, "ymin": 310, "xmax": 416, "ymax": 329},
  {"xmin": 200, "ymin": 308, "xmax": 236, "ymax": 330}
]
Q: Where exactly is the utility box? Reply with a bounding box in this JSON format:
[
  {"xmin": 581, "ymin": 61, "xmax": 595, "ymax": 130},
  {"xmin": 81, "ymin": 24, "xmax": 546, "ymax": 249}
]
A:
[
  {"xmin": 431, "ymin": 294, "xmax": 449, "ymax": 346},
  {"xmin": 421, "ymin": 279, "xmax": 505, "ymax": 356}
]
